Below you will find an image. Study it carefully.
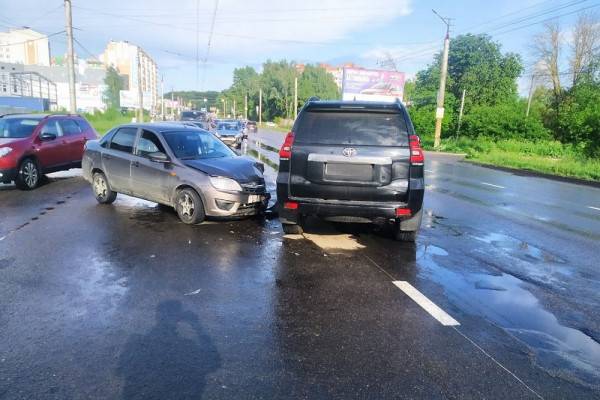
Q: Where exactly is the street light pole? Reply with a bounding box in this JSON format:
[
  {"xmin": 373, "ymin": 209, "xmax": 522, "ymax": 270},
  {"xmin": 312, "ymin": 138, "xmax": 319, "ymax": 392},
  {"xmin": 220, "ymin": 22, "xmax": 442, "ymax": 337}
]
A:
[
  {"xmin": 258, "ymin": 88, "xmax": 262, "ymax": 125},
  {"xmin": 64, "ymin": 0, "xmax": 77, "ymax": 113},
  {"xmin": 432, "ymin": 9, "xmax": 451, "ymax": 149}
]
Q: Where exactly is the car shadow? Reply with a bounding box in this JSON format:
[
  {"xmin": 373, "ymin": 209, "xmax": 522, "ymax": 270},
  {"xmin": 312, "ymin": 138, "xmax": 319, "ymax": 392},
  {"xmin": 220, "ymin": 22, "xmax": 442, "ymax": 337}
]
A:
[{"xmin": 116, "ymin": 300, "xmax": 221, "ymax": 399}]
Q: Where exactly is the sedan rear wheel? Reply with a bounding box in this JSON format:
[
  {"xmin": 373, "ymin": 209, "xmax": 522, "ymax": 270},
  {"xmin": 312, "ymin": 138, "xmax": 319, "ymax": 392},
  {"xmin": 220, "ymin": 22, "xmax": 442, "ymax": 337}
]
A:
[
  {"xmin": 92, "ymin": 172, "xmax": 117, "ymax": 204},
  {"xmin": 175, "ymin": 188, "xmax": 205, "ymax": 224}
]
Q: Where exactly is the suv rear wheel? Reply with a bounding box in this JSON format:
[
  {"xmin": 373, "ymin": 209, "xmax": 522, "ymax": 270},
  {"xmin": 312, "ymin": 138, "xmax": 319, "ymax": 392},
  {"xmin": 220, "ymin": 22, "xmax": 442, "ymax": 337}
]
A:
[
  {"xmin": 394, "ymin": 225, "xmax": 417, "ymax": 242},
  {"xmin": 175, "ymin": 188, "xmax": 205, "ymax": 224},
  {"xmin": 15, "ymin": 158, "xmax": 40, "ymax": 190},
  {"xmin": 92, "ymin": 172, "xmax": 117, "ymax": 204}
]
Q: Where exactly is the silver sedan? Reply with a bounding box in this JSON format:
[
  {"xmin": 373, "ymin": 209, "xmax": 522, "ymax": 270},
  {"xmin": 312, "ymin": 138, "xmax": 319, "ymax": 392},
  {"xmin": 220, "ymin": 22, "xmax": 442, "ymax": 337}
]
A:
[{"xmin": 82, "ymin": 123, "xmax": 269, "ymax": 224}]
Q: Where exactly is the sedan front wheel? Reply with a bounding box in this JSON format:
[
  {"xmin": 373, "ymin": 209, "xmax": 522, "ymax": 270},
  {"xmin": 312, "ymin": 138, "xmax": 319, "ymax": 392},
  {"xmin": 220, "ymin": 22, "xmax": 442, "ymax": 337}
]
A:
[{"xmin": 175, "ymin": 188, "xmax": 205, "ymax": 224}]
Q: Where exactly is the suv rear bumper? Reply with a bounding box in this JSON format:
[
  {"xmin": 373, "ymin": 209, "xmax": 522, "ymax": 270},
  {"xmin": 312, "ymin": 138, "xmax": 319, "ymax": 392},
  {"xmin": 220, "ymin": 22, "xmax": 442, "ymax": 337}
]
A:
[
  {"xmin": 0, "ymin": 168, "xmax": 17, "ymax": 183},
  {"xmin": 279, "ymin": 189, "xmax": 424, "ymax": 226}
]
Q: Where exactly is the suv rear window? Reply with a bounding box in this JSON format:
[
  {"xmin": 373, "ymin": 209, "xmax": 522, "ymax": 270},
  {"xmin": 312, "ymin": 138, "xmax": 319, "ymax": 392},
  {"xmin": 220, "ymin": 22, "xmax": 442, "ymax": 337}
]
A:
[{"xmin": 294, "ymin": 111, "xmax": 409, "ymax": 146}]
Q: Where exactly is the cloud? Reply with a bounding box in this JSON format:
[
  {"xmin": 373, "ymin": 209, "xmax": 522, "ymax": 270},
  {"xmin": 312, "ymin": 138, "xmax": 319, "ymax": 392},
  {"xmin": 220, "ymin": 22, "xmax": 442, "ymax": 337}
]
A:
[{"xmin": 2, "ymin": 0, "xmax": 413, "ymax": 89}]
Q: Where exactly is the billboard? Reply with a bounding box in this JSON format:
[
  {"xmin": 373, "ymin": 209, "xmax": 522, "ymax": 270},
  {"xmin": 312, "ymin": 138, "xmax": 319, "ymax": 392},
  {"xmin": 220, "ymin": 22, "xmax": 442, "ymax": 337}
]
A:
[
  {"xmin": 120, "ymin": 90, "xmax": 153, "ymax": 110},
  {"xmin": 342, "ymin": 68, "xmax": 405, "ymax": 102}
]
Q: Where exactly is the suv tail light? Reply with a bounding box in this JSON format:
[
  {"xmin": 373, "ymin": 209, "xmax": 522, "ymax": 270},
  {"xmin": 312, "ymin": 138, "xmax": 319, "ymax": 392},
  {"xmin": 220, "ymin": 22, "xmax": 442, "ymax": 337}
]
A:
[
  {"xmin": 409, "ymin": 135, "xmax": 424, "ymax": 165},
  {"xmin": 279, "ymin": 131, "xmax": 295, "ymax": 159}
]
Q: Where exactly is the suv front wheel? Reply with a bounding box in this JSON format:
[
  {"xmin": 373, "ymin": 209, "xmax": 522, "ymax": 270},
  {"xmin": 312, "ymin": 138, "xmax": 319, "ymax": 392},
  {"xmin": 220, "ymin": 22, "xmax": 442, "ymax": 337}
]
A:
[{"xmin": 15, "ymin": 158, "xmax": 40, "ymax": 190}]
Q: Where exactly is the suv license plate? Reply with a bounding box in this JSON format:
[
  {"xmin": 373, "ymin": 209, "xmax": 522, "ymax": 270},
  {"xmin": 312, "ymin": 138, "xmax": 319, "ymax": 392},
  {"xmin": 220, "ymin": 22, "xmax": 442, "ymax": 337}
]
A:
[{"xmin": 248, "ymin": 195, "xmax": 261, "ymax": 203}]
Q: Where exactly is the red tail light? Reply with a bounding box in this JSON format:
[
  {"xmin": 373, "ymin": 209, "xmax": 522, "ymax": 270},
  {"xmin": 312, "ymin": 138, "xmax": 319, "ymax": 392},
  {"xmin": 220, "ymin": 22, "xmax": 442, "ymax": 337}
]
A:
[
  {"xmin": 279, "ymin": 131, "xmax": 295, "ymax": 159},
  {"xmin": 409, "ymin": 134, "xmax": 424, "ymax": 165},
  {"xmin": 284, "ymin": 201, "xmax": 299, "ymax": 210},
  {"xmin": 395, "ymin": 207, "xmax": 412, "ymax": 217}
]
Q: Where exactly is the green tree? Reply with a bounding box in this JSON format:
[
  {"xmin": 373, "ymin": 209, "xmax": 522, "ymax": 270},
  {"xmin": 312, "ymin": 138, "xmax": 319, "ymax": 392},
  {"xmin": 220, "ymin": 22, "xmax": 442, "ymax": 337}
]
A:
[
  {"xmin": 103, "ymin": 66, "xmax": 123, "ymax": 110},
  {"xmin": 260, "ymin": 60, "xmax": 297, "ymax": 120},
  {"xmin": 297, "ymin": 64, "xmax": 340, "ymax": 108}
]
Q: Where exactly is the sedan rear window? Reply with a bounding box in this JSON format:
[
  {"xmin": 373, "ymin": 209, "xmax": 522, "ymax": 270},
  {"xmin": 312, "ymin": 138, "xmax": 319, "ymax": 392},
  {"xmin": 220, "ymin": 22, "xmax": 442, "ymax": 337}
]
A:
[{"xmin": 294, "ymin": 111, "xmax": 409, "ymax": 146}]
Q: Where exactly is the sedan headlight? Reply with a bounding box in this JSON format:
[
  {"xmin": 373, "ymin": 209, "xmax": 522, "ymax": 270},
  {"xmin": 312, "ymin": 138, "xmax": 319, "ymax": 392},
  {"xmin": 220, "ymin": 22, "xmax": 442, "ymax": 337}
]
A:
[
  {"xmin": 0, "ymin": 147, "xmax": 13, "ymax": 158},
  {"xmin": 209, "ymin": 176, "xmax": 242, "ymax": 192}
]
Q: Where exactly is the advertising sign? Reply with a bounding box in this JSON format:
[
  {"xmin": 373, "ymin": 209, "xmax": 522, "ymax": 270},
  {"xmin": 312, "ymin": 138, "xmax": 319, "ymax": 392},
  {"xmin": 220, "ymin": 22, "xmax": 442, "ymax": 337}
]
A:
[
  {"xmin": 120, "ymin": 90, "xmax": 153, "ymax": 110},
  {"xmin": 342, "ymin": 68, "xmax": 405, "ymax": 102}
]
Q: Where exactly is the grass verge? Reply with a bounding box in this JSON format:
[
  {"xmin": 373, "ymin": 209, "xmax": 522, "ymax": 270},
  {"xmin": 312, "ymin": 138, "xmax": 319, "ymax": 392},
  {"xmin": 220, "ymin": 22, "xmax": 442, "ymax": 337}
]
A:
[{"xmin": 422, "ymin": 136, "xmax": 600, "ymax": 182}]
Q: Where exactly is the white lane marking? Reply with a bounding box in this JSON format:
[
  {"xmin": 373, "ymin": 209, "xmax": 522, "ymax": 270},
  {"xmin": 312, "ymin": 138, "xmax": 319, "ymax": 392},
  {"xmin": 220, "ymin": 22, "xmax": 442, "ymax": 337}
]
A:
[
  {"xmin": 480, "ymin": 182, "xmax": 505, "ymax": 189},
  {"xmin": 184, "ymin": 288, "xmax": 202, "ymax": 296},
  {"xmin": 588, "ymin": 206, "xmax": 600, "ymax": 211},
  {"xmin": 424, "ymin": 169, "xmax": 434, "ymax": 173},
  {"xmin": 393, "ymin": 281, "xmax": 460, "ymax": 326},
  {"xmin": 0, "ymin": 235, "xmax": 5, "ymax": 241}
]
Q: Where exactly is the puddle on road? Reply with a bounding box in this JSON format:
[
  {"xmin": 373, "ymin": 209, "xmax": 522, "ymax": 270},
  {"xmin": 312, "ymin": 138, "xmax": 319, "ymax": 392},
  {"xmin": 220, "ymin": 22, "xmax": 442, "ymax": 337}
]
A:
[{"xmin": 417, "ymin": 243, "xmax": 600, "ymax": 387}]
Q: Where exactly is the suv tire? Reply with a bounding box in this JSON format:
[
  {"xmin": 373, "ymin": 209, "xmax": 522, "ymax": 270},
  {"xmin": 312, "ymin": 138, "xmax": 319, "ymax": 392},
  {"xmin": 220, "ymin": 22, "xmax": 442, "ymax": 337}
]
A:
[
  {"xmin": 15, "ymin": 158, "xmax": 40, "ymax": 190},
  {"xmin": 394, "ymin": 227, "xmax": 417, "ymax": 242},
  {"xmin": 175, "ymin": 188, "xmax": 205, "ymax": 224},
  {"xmin": 282, "ymin": 223, "xmax": 303, "ymax": 235},
  {"xmin": 92, "ymin": 172, "xmax": 117, "ymax": 204}
]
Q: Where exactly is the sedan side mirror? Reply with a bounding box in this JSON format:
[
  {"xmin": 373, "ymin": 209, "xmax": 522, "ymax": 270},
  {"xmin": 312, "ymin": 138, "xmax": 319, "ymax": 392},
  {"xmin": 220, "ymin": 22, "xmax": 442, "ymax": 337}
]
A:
[
  {"xmin": 40, "ymin": 132, "xmax": 57, "ymax": 141},
  {"xmin": 148, "ymin": 151, "xmax": 169, "ymax": 163}
]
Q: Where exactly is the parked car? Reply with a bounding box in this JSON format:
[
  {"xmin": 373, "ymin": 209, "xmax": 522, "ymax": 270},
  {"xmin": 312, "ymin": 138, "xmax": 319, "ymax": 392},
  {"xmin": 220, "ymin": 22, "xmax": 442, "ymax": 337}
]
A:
[
  {"xmin": 276, "ymin": 99, "xmax": 424, "ymax": 241},
  {"xmin": 82, "ymin": 123, "xmax": 269, "ymax": 224},
  {"xmin": 0, "ymin": 113, "xmax": 97, "ymax": 189},
  {"xmin": 180, "ymin": 120, "xmax": 211, "ymax": 131},
  {"xmin": 180, "ymin": 110, "xmax": 206, "ymax": 121},
  {"xmin": 246, "ymin": 121, "xmax": 258, "ymax": 133},
  {"xmin": 215, "ymin": 122, "xmax": 243, "ymax": 148}
]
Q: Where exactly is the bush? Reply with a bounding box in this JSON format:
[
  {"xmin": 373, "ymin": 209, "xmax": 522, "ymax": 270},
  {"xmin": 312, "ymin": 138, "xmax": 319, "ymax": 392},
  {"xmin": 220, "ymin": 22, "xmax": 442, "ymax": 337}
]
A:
[{"xmin": 460, "ymin": 101, "xmax": 551, "ymax": 141}]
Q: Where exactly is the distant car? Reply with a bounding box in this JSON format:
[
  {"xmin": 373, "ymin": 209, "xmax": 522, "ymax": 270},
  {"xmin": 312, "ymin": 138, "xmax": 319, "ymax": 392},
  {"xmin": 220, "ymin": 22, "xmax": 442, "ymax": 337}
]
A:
[
  {"xmin": 180, "ymin": 110, "xmax": 206, "ymax": 121},
  {"xmin": 215, "ymin": 122, "xmax": 243, "ymax": 148},
  {"xmin": 246, "ymin": 121, "xmax": 257, "ymax": 133},
  {"xmin": 276, "ymin": 99, "xmax": 424, "ymax": 241},
  {"xmin": 82, "ymin": 123, "xmax": 268, "ymax": 224},
  {"xmin": 180, "ymin": 120, "xmax": 211, "ymax": 130},
  {"xmin": 0, "ymin": 113, "xmax": 97, "ymax": 189}
]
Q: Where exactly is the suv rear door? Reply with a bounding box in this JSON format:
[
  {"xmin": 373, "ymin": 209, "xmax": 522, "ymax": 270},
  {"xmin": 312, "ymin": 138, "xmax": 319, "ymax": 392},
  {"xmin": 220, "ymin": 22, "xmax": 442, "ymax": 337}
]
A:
[
  {"xmin": 58, "ymin": 119, "xmax": 85, "ymax": 163},
  {"xmin": 289, "ymin": 108, "xmax": 411, "ymax": 203}
]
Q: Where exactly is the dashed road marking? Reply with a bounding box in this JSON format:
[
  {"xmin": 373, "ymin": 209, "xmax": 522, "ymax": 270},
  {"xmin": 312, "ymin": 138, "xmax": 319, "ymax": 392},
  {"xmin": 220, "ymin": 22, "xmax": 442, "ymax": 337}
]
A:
[
  {"xmin": 588, "ymin": 206, "xmax": 600, "ymax": 211},
  {"xmin": 480, "ymin": 182, "xmax": 505, "ymax": 189},
  {"xmin": 425, "ymin": 169, "xmax": 434, "ymax": 173},
  {"xmin": 393, "ymin": 281, "xmax": 460, "ymax": 326}
]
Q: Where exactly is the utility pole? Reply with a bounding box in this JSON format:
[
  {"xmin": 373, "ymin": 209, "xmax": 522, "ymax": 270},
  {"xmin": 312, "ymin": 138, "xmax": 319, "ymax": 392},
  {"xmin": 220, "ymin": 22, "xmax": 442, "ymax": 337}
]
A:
[
  {"xmin": 456, "ymin": 89, "xmax": 466, "ymax": 138},
  {"xmin": 170, "ymin": 88, "xmax": 174, "ymax": 120},
  {"xmin": 64, "ymin": 0, "xmax": 77, "ymax": 113},
  {"xmin": 433, "ymin": 9, "xmax": 451, "ymax": 149},
  {"xmin": 258, "ymin": 88, "xmax": 262, "ymax": 125},
  {"xmin": 244, "ymin": 93, "xmax": 248, "ymax": 120},
  {"xmin": 294, "ymin": 76, "xmax": 298, "ymax": 120},
  {"xmin": 160, "ymin": 75, "xmax": 165, "ymax": 121},
  {"xmin": 526, "ymin": 74, "xmax": 536, "ymax": 117},
  {"xmin": 136, "ymin": 48, "xmax": 144, "ymax": 122}
]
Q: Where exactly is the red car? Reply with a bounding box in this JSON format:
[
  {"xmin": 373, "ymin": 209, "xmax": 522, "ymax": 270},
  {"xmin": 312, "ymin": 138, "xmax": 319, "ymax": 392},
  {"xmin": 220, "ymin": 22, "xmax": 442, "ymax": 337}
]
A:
[{"xmin": 0, "ymin": 114, "xmax": 97, "ymax": 190}]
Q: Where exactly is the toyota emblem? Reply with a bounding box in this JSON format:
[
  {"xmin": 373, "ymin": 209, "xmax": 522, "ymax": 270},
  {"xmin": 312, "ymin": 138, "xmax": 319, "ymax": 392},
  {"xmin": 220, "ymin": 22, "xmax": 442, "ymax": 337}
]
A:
[{"xmin": 342, "ymin": 147, "xmax": 357, "ymax": 157}]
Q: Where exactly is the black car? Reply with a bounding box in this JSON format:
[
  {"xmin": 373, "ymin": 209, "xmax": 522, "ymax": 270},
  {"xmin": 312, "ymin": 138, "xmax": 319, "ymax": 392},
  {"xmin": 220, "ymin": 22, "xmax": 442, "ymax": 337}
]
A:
[
  {"xmin": 180, "ymin": 111, "xmax": 206, "ymax": 121},
  {"xmin": 276, "ymin": 99, "xmax": 424, "ymax": 241}
]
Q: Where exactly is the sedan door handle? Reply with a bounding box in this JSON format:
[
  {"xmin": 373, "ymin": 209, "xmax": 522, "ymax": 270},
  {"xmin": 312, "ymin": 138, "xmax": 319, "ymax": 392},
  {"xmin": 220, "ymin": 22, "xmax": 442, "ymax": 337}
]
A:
[
  {"xmin": 104, "ymin": 154, "xmax": 112, "ymax": 160},
  {"xmin": 132, "ymin": 161, "xmax": 140, "ymax": 168}
]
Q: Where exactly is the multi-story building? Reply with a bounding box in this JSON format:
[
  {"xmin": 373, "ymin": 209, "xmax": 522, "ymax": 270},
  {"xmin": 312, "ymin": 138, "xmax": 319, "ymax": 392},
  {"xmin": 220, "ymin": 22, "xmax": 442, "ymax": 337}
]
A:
[
  {"xmin": 99, "ymin": 40, "xmax": 158, "ymax": 111},
  {"xmin": 0, "ymin": 28, "xmax": 51, "ymax": 66}
]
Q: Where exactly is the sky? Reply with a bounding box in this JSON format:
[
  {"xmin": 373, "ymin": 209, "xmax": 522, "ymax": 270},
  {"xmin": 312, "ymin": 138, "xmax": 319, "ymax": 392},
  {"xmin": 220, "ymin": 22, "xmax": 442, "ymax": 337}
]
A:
[{"xmin": 0, "ymin": 0, "xmax": 596, "ymax": 94}]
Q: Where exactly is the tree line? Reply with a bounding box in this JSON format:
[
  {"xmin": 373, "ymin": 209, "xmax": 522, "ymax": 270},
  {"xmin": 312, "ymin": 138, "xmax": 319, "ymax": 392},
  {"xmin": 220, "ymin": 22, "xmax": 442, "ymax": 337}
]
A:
[{"xmin": 407, "ymin": 11, "xmax": 600, "ymax": 157}]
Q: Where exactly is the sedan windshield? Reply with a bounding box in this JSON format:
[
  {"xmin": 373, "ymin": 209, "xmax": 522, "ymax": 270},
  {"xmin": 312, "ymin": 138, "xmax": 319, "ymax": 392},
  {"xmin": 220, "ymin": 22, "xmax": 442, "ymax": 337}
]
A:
[
  {"xmin": 163, "ymin": 129, "xmax": 236, "ymax": 160},
  {"xmin": 0, "ymin": 118, "xmax": 41, "ymax": 138}
]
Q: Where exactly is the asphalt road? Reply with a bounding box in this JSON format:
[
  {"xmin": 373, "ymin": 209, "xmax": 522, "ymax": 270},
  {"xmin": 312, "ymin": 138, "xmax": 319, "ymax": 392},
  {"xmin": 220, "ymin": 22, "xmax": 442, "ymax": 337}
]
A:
[{"xmin": 1, "ymin": 132, "xmax": 599, "ymax": 399}]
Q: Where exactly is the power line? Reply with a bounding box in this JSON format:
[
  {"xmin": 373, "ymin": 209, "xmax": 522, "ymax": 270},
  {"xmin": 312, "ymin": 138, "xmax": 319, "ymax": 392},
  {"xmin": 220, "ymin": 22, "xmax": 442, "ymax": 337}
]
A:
[
  {"xmin": 0, "ymin": 30, "xmax": 65, "ymax": 47},
  {"xmin": 201, "ymin": 0, "xmax": 220, "ymax": 90}
]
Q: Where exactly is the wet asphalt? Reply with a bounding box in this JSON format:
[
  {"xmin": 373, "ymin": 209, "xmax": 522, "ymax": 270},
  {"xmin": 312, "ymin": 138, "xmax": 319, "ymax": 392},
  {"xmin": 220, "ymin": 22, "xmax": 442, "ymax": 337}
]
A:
[{"xmin": 1, "ymin": 132, "xmax": 599, "ymax": 399}]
